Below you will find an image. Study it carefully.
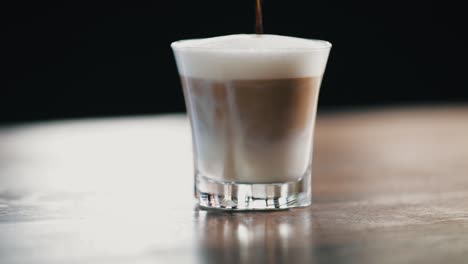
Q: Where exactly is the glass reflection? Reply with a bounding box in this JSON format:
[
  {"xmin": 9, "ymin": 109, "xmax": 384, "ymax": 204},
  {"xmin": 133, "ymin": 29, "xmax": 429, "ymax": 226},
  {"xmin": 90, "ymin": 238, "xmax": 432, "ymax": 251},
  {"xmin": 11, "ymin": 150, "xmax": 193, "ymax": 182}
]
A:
[{"xmin": 195, "ymin": 208, "xmax": 316, "ymax": 264}]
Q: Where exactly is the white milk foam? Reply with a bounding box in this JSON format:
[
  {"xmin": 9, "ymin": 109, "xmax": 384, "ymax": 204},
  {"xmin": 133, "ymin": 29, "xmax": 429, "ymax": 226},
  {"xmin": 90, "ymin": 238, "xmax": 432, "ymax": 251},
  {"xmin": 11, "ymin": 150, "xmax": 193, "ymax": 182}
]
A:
[{"xmin": 171, "ymin": 34, "xmax": 331, "ymax": 80}]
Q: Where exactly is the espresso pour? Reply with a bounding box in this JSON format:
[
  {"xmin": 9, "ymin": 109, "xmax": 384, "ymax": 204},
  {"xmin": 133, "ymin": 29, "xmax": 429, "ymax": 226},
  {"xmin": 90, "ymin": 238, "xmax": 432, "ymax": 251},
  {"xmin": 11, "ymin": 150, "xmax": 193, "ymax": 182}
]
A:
[{"xmin": 256, "ymin": 0, "xmax": 263, "ymax": 34}]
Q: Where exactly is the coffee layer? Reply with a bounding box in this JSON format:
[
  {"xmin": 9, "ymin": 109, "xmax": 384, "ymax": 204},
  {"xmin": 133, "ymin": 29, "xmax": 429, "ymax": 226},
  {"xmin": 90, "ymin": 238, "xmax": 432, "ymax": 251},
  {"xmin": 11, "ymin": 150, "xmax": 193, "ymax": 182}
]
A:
[{"xmin": 182, "ymin": 76, "xmax": 321, "ymax": 183}]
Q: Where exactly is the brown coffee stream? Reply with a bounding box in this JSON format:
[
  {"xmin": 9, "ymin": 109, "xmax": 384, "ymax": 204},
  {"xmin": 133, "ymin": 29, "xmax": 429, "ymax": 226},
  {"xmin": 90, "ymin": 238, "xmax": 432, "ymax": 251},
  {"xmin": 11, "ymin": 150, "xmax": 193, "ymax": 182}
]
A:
[{"xmin": 256, "ymin": 0, "xmax": 263, "ymax": 34}]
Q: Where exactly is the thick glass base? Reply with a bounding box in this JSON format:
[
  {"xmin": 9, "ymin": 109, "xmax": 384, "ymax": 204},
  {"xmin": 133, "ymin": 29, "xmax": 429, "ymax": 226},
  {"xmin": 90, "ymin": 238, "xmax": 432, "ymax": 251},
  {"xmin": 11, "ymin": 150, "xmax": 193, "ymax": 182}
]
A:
[{"xmin": 195, "ymin": 169, "xmax": 311, "ymax": 211}]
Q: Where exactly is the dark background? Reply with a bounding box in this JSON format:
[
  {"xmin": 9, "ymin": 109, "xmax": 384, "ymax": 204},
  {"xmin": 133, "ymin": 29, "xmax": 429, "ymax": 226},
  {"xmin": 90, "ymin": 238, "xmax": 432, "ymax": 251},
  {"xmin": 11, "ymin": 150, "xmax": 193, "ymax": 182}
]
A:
[{"xmin": 2, "ymin": 1, "xmax": 466, "ymax": 124}]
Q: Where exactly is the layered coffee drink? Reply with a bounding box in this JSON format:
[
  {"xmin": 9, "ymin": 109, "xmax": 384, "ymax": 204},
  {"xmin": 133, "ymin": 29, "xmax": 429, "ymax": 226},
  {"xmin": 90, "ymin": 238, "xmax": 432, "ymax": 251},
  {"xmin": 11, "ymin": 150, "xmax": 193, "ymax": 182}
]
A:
[{"xmin": 172, "ymin": 34, "xmax": 331, "ymax": 209}]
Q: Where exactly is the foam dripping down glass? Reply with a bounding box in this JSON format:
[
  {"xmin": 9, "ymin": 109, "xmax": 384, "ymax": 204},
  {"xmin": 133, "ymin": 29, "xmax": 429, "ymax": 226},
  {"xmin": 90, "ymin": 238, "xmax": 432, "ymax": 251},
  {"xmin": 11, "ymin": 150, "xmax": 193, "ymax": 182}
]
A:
[{"xmin": 171, "ymin": 34, "xmax": 331, "ymax": 210}]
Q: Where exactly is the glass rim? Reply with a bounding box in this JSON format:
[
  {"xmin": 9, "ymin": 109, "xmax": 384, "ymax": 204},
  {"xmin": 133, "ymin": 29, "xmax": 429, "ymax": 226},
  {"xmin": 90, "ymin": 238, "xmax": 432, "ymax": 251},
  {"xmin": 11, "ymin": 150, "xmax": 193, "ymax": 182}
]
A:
[{"xmin": 171, "ymin": 34, "xmax": 332, "ymax": 52}]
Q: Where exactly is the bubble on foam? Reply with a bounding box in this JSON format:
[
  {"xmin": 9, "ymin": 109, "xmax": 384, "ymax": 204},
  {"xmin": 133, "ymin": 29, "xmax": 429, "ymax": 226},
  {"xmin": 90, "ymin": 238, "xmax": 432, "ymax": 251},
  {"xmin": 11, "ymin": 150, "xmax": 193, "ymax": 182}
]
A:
[{"xmin": 171, "ymin": 34, "xmax": 331, "ymax": 80}]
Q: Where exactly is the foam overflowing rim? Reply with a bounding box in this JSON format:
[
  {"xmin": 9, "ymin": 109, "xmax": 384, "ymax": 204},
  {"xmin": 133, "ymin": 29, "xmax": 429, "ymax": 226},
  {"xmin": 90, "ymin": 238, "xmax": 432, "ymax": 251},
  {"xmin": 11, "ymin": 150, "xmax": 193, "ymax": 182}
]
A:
[{"xmin": 171, "ymin": 34, "xmax": 332, "ymax": 52}]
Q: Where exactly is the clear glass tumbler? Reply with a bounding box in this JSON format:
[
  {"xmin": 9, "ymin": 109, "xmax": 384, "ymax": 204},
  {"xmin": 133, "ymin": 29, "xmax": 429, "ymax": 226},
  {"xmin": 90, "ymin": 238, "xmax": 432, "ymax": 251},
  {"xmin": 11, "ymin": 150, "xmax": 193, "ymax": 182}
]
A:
[{"xmin": 172, "ymin": 35, "xmax": 331, "ymax": 210}]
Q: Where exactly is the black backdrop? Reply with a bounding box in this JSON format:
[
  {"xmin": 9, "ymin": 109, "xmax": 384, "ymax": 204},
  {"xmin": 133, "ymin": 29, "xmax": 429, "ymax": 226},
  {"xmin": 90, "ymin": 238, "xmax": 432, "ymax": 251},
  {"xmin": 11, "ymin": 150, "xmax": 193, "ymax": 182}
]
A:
[{"xmin": 2, "ymin": 1, "xmax": 466, "ymax": 123}]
